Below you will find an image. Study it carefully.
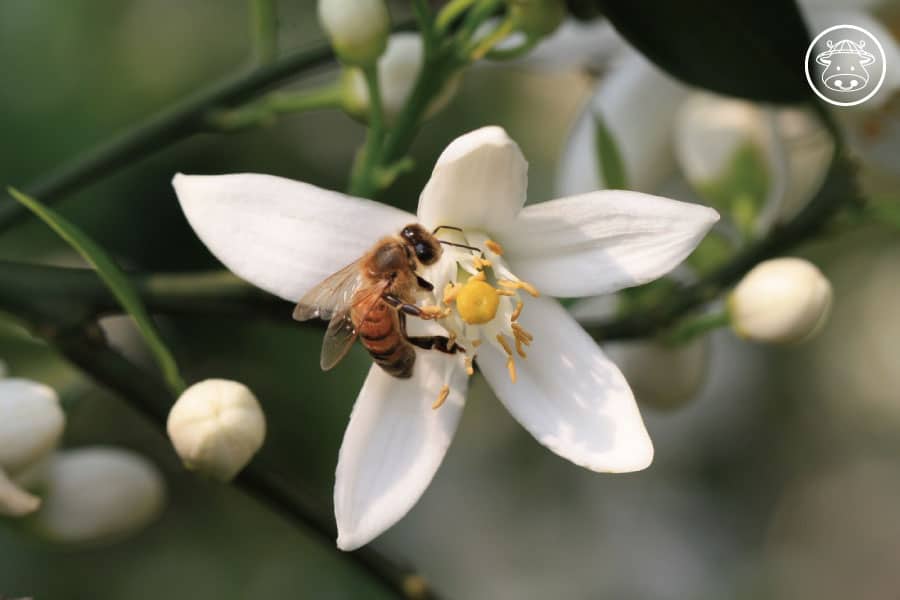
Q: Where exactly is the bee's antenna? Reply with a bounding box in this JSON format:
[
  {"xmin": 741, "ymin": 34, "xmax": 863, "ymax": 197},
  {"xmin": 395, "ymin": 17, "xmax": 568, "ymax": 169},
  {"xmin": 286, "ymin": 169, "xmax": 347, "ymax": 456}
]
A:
[
  {"xmin": 433, "ymin": 225, "xmax": 464, "ymax": 235},
  {"xmin": 438, "ymin": 239, "xmax": 484, "ymax": 256}
]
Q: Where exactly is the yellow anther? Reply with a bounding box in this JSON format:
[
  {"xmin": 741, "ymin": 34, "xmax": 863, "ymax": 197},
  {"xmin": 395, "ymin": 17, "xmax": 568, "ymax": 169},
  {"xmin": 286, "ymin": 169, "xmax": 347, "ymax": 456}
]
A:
[
  {"xmin": 518, "ymin": 280, "xmax": 540, "ymax": 297},
  {"xmin": 506, "ymin": 357, "xmax": 517, "ymax": 383},
  {"xmin": 464, "ymin": 356, "xmax": 474, "ymax": 376},
  {"xmin": 473, "ymin": 256, "xmax": 493, "ymax": 270},
  {"xmin": 432, "ymin": 385, "xmax": 450, "ymax": 410},
  {"xmin": 472, "ymin": 339, "xmax": 482, "ymax": 348},
  {"xmin": 511, "ymin": 300, "xmax": 524, "ymax": 322},
  {"xmin": 442, "ymin": 282, "xmax": 459, "ymax": 305},
  {"xmin": 485, "ymin": 239, "xmax": 504, "ymax": 255},
  {"xmin": 496, "ymin": 333, "xmax": 513, "ymax": 357},
  {"xmin": 512, "ymin": 322, "xmax": 533, "ymax": 343},
  {"xmin": 515, "ymin": 338, "xmax": 527, "ymax": 359},
  {"xmin": 496, "ymin": 289, "xmax": 516, "ymax": 297},
  {"xmin": 456, "ymin": 279, "xmax": 500, "ymax": 325},
  {"xmin": 497, "ymin": 279, "xmax": 540, "ymax": 297}
]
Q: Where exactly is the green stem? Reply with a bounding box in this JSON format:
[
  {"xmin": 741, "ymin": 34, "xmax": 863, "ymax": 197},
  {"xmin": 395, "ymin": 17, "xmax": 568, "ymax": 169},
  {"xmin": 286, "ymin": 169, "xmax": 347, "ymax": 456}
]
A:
[
  {"xmin": 206, "ymin": 83, "xmax": 345, "ymax": 132},
  {"xmin": 348, "ymin": 65, "xmax": 387, "ymax": 197},
  {"xmin": 250, "ymin": 0, "xmax": 278, "ymax": 65},
  {"xmin": 662, "ymin": 311, "xmax": 730, "ymax": 345},
  {"xmin": 435, "ymin": 0, "xmax": 477, "ymax": 34},
  {"xmin": 0, "ymin": 262, "xmax": 290, "ymax": 322},
  {"xmin": 412, "ymin": 0, "xmax": 436, "ymax": 54}
]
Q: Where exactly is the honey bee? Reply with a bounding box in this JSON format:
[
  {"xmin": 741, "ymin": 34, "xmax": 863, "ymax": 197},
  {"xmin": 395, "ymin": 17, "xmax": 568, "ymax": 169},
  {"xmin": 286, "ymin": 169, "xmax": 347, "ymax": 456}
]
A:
[{"xmin": 293, "ymin": 224, "xmax": 463, "ymax": 378}]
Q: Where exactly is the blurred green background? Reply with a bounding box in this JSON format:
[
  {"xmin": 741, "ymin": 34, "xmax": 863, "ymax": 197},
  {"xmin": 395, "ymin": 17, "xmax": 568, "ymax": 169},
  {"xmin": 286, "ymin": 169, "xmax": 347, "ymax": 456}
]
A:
[{"xmin": 2, "ymin": 1, "xmax": 900, "ymax": 599}]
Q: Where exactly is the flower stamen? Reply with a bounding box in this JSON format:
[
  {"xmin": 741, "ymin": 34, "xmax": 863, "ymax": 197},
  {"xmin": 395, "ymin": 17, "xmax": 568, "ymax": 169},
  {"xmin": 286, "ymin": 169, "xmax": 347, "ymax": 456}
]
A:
[
  {"xmin": 485, "ymin": 239, "xmax": 504, "ymax": 255},
  {"xmin": 498, "ymin": 279, "xmax": 540, "ymax": 297},
  {"xmin": 511, "ymin": 300, "xmax": 524, "ymax": 322},
  {"xmin": 496, "ymin": 333, "xmax": 513, "ymax": 356},
  {"xmin": 432, "ymin": 385, "xmax": 450, "ymax": 410},
  {"xmin": 507, "ymin": 357, "xmax": 517, "ymax": 383},
  {"xmin": 464, "ymin": 356, "xmax": 474, "ymax": 376}
]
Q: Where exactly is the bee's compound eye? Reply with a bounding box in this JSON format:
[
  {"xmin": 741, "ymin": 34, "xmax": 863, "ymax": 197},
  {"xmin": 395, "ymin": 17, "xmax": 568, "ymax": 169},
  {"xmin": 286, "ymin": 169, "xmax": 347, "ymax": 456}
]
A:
[{"xmin": 416, "ymin": 243, "xmax": 438, "ymax": 265}]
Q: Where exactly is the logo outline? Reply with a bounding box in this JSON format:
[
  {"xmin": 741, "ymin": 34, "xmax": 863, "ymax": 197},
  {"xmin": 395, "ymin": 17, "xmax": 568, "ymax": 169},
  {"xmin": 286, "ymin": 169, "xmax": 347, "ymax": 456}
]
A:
[{"xmin": 804, "ymin": 23, "xmax": 887, "ymax": 107}]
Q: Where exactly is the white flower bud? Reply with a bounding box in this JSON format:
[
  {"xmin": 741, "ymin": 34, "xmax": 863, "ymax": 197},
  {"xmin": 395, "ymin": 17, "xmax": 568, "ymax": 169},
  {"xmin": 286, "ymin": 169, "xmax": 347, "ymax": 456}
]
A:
[
  {"xmin": 33, "ymin": 447, "xmax": 165, "ymax": 544},
  {"xmin": 167, "ymin": 379, "xmax": 266, "ymax": 482},
  {"xmin": 0, "ymin": 378, "xmax": 65, "ymax": 475},
  {"xmin": 604, "ymin": 338, "xmax": 709, "ymax": 410},
  {"xmin": 318, "ymin": 0, "xmax": 389, "ymax": 66},
  {"xmin": 729, "ymin": 258, "xmax": 833, "ymax": 344},
  {"xmin": 343, "ymin": 33, "xmax": 460, "ymax": 125}
]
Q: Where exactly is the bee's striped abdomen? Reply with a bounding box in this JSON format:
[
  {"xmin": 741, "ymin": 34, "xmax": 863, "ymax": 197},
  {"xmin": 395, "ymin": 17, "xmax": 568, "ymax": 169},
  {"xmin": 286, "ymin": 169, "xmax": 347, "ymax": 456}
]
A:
[{"xmin": 355, "ymin": 299, "xmax": 415, "ymax": 378}]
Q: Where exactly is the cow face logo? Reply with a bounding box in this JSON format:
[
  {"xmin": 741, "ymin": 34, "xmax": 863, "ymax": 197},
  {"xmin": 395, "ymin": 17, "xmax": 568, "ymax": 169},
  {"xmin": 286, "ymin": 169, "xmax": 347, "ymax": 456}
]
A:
[{"xmin": 805, "ymin": 24, "xmax": 887, "ymax": 107}]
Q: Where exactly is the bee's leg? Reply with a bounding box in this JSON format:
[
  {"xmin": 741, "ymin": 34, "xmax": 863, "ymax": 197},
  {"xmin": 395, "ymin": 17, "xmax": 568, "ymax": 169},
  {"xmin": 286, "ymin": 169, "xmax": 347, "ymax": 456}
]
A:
[
  {"xmin": 415, "ymin": 275, "xmax": 434, "ymax": 291},
  {"xmin": 399, "ymin": 312, "xmax": 464, "ymax": 355},
  {"xmin": 383, "ymin": 293, "xmax": 448, "ymax": 319}
]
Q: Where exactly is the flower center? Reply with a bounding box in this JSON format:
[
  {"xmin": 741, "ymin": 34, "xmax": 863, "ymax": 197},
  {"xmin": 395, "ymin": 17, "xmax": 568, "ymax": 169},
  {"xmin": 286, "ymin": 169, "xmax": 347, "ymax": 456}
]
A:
[
  {"xmin": 455, "ymin": 278, "xmax": 499, "ymax": 324},
  {"xmin": 425, "ymin": 229, "xmax": 539, "ymax": 396}
]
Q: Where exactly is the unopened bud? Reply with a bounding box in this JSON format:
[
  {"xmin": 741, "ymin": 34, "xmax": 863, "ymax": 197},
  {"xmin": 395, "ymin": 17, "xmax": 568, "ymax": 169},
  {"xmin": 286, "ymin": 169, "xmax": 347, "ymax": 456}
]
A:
[
  {"xmin": 319, "ymin": 0, "xmax": 389, "ymax": 67},
  {"xmin": 729, "ymin": 258, "xmax": 833, "ymax": 344},
  {"xmin": 508, "ymin": 0, "xmax": 567, "ymax": 38},
  {"xmin": 33, "ymin": 447, "xmax": 165, "ymax": 544},
  {"xmin": 167, "ymin": 379, "xmax": 266, "ymax": 482},
  {"xmin": 343, "ymin": 33, "xmax": 460, "ymax": 124},
  {"xmin": 0, "ymin": 378, "xmax": 65, "ymax": 475},
  {"xmin": 0, "ymin": 468, "xmax": 40, "ymax": 517}
]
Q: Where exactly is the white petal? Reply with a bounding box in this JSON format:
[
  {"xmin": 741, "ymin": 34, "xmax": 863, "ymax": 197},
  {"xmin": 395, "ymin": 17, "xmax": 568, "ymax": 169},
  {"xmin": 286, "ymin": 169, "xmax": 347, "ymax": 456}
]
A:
[
  {"xmin": 478, "ymin": 296, "xmax": 653, "ymax": 472},
  {"xmin": 0, "ymin": 468, "xmax": 41, "ymax": 517},
  {"xmin": 499, "ymin": 191, "xmax": 719, "ymax": 297},
  {"xmin": 556, "ymin": 51, "xmax": 688, "ymax": 196},
  {"xmin": 334, "ymin": 352, "xmax": 467, "ymax": 550},
  {"xmin": 417, "ymin": 126, "xmax": 528, "ymax": 232},
  {"xmin": 173, "ymin": 173, "xmax": 414, "ymax": 302}
]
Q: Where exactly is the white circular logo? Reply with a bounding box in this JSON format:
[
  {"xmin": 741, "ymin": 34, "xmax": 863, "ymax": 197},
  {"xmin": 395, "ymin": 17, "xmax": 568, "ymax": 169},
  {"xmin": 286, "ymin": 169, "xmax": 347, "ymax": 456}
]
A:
[{"xmin": 805, "ymin": 24, "xmax": 887, "ymax": 107}]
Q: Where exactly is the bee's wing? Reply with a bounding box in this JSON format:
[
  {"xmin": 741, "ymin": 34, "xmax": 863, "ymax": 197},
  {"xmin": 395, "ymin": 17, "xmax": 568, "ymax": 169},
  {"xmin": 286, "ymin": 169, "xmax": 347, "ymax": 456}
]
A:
[
  {"xmin": 319, "ymin": 280, "xmax": 388, "ymax": 371},
  {"xmin": 293, "ymin": 260, "xmax": 364, "ymax": 322}
]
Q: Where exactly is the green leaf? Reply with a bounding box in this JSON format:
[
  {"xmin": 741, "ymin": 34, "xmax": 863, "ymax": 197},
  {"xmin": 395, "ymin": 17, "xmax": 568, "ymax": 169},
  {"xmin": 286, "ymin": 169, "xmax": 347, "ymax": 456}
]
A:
[
  {"xmin": 7, "ymin": 187, "xmax": 186, "ymax": 395},
  {"xmin": 594, "ymin": 0, "xmax": 813, "ymax": 103},
  {"xmin": 593, "ymin": 112, "xmax": 628, "ymax": 189}
]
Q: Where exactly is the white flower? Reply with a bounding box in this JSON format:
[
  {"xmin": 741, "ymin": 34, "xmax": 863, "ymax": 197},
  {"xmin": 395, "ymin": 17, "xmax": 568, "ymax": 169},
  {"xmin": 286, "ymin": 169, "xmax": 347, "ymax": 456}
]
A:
[
  {"xmin": 167, "ymin": 379, "xmax": 266, "ymax": 482},
  {"xmin": 0, "ymin": 374, "xmax": 65, "ymax": 517},
  {"xmin": 729, "ymin": 257, "xmax": 833, "ymax": 344},
  {"xmin": 318, "ymin": 0, "xmax": 389, "ymax": 67},
  {"xmin": 31, "ymin": 447, "xmax": 165, "ymax": 545},
  {"xmin": 172, "ymin": 126, "xmax": 719, "ymax": 550},
  {"xmin": 343, "ymin": 33, "xmax": 460, "ymax": 124}
]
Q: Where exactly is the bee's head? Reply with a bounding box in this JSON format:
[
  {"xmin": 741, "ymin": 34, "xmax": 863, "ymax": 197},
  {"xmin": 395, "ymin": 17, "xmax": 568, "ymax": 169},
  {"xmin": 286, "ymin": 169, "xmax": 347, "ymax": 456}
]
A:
[{"xmin": 401, "ymin": 224, "xmax": 442, "ymax": 266}]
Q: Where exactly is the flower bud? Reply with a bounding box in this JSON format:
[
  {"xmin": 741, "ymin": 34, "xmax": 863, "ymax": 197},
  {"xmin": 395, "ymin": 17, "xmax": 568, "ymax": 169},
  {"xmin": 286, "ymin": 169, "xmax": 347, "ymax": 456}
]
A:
[
  {"xmin": 508, "ymin": 0, "xmax": 567, "ymax": 38},
  {"xmin": 167, "ymin": 379, "xmax": 266, "ymax": 482},
  {"xmin": 728, "ymin": 258, "xmax": 833, "ymax": 344},
  {"xmin": 33, "ymin": 447, "xmax": 165, "ymax": 544},
  {"xmin": 318, "ymin": 0, "xmax": 389, "ymax": 67},
  {"xmin": 604, "ymin": 338, "xmax": 709, "ymax": 410},
  {"xmin": 0, "ymin": 378, "xmax": 65, "ymax": 475},
  {"xmin": 342, "ymin": 33, "xmax": 460, "ymax": 124}
]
